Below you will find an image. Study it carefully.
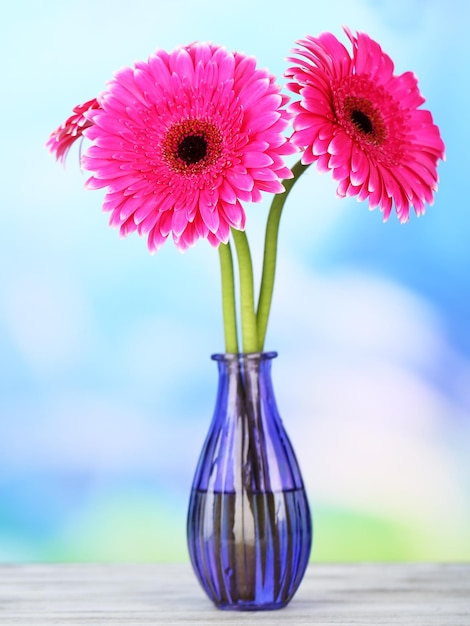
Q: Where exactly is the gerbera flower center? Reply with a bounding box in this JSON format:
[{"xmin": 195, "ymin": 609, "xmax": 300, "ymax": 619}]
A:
[
  {"xmin": 350, "ymin": 109, "xmax": 373, "ymax": 135},
  {"xmin": 331, "ymin": 76, "xmax": 407, "ymax": 166},
  {"xmin": 177, "ymin": 135, "xmax": 208, "ymax": 165},
  {"xmin": 343, "ymin": 96, "xmax": 386, "ymax": 145},
  {"xmin": 163, "ymin": 119, "xmax": 223, "ymax": 176}
]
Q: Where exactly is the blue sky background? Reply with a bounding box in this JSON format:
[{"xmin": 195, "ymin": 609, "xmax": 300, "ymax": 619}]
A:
[{"xmin": 1, "ymin": 0, "xmax": 469, "ymax": 562}]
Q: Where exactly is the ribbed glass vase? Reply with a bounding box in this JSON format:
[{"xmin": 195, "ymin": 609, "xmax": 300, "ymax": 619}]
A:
[{"xmin": 187, "ymin": 352, "xmax": 312, "ymax": 611}]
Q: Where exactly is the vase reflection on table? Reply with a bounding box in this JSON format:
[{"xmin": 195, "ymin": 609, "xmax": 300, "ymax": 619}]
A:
[{"xmin": 187, "ymin": 352, "xmax": 312, "ymax": 610}]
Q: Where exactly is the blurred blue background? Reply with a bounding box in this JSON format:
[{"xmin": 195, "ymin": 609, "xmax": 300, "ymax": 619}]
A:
[{"xmin": 1, "ymin": 0, "xmax": 469, "ymax": 562}]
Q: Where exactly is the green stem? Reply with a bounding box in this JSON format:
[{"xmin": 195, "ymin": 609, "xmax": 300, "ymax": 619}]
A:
[
  {"xmin": 218, "ymin": 242, "xmax": 239, "ymax": 353},
  {"xmin": 256, "ymin": 160, "xmax": 310, "ymax": 350},
  {"xmin": 231, "ymin": 228, "xmax": 259, "ymax": 353}
]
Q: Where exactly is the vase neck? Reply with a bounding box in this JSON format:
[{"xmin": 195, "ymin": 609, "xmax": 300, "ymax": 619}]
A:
[
  {"xmin": 211, "ymin": 351, "xmax": 278, "ymax": 366},
  {"xmin": 213, "ymin": 353, "xmax": 277, "ymax": 415}
]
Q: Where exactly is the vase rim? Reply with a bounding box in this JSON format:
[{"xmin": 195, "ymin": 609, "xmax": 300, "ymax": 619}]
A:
[{"xmin": 211, "ymin": 351, "xmax": 278, "ymax": 362}]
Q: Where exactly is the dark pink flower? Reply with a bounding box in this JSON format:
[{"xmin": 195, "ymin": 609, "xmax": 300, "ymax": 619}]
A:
[
  {"xmin": 46, "ymin": 98, "xmax": 100, "ymax": 163},
  {"xmin": 77, "ymin": 43, "xmax": 295, "ymax": 252},
  {"xmin": 286, "ymin": 28, "xmax": 445, "ymax": 221}
]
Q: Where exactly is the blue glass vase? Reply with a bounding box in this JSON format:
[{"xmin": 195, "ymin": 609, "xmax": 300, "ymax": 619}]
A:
[{"xmin": 187, "ymin": 352, "xmax": 312, "ymax": 610}]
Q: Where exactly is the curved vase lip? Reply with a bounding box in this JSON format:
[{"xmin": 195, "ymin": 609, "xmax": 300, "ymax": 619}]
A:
[{"xmin": 211, "ymin": 351, "xmax": 278, "ymax": 362}]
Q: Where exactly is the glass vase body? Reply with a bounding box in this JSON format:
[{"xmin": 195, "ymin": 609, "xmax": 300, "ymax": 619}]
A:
[{"xmin": 187, "ymin": 352, "xmax": 312, "ymax": 611}]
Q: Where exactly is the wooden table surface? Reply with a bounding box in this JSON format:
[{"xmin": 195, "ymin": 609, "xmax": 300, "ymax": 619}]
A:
[{"xmin": 0, "ymin": 563, "xmax": 468, "ymax": 625}]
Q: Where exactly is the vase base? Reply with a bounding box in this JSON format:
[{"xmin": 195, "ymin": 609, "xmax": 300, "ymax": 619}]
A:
[
  {"xmin": 214, "ymin": 600, "xmax": 289, "ymax": 611},
  {"xmin": 188, "ymin": 487, "xmax": 311, "ymax": 610}
]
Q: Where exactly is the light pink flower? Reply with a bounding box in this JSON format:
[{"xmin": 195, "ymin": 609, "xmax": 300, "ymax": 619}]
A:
[
  {"xmin": 73, "ymin": 43, "xmax": 295, "ymax": 252},
  {"xmin": 286, "ymin": 28, "xmax": 445, "ymax": 221},
  {"xmin": 46, "ymin": 98, "xmax": 100, "ymax": 163}
]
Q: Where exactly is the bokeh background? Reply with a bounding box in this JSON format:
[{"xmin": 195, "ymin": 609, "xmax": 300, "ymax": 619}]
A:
[{"xmin": 1, "ymin": 0, "xmax": 469, "ymax": 563}]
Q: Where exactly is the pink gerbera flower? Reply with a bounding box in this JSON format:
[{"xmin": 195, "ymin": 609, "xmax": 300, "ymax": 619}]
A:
[
  {"xmin": 50, "ymin": 43, "xmax": 295, "ymax": 252},
  {"xmin": 285, "ymin": 27, "xmax": 445, "ymax": 221},
  {"xmin": 46, "ymin": 98, "xmax": 100, "ymax": 163}
]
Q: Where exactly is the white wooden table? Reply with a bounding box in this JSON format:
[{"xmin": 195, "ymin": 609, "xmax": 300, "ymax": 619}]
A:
[{"xmin": 0, "ymin": 563, "xmax": 468, "ymax": 625}]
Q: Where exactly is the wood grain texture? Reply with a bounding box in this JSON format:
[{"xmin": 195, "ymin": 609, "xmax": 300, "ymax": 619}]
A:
[{"xmin": 0, "ymin": 563, "xmax": 468, "ymax": 625}]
